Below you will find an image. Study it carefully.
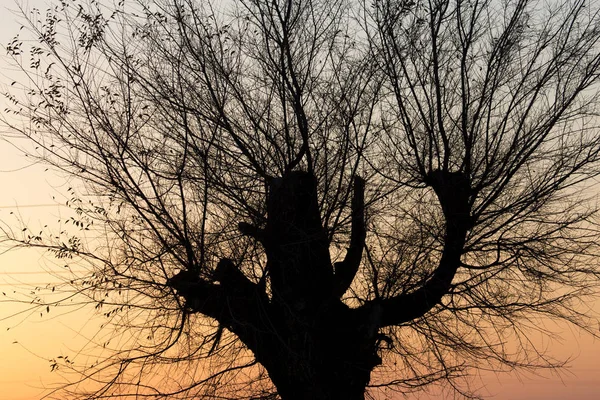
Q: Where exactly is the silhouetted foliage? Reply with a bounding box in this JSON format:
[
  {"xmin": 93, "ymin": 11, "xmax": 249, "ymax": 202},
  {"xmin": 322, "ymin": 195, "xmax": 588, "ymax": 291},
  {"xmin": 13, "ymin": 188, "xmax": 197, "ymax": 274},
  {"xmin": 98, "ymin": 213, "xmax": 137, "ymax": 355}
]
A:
[{"xmin": 3, "ymin": 0, "xmax": 600, "ymax": 398}]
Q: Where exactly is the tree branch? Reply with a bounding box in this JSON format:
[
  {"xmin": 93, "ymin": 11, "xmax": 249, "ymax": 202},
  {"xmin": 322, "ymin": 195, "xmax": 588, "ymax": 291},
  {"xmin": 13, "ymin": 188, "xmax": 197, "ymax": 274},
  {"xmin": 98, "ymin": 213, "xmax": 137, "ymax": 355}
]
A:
[
  {"xmin": 167, "ymin": 259, "xmax": 269, "ymax": 352},
  {"xmin": 166, "ymin": 268, "xmax": 227, "ymax": 319},
  {"xmin": 369, "ymin": 170, "xmax": 472, "ymax": 327},
  {"xmin": 333, "ymin": 176, "xmax": 366, "ymax": 297},
  {"xmin": 238, "ymin": 222, "xmax": 265, "ymax": 244}
]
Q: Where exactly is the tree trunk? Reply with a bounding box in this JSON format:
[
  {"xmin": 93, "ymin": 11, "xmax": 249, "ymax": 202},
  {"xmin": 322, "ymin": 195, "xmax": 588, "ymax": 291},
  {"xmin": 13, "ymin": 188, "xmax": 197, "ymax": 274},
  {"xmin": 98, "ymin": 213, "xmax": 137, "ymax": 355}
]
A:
[
  {"xmin": 261, "ymin": 310, "xmax": 379, "ymax": 400},
  {"xmin": 256, "ymin": 171, "xmax": 378, "ymax": 400},
  {"xmin": 167, "ymin": 170, "xmax": 471, "ymax": 400}
]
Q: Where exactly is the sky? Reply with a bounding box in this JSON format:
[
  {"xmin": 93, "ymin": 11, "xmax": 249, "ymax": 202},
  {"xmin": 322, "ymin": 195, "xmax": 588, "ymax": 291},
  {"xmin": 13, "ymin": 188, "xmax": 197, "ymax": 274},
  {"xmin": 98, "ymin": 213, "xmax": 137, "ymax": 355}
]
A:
[{"xmin": 0, "ymin": 1, "xmax": 599, "ymax": 399}]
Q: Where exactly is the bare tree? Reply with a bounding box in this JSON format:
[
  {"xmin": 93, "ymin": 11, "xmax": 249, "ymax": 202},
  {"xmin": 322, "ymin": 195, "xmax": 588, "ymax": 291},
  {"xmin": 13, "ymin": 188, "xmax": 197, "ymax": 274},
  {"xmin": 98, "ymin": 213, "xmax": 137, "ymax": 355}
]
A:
[{"xmin": 3, "ymin": 0, "xmax": 600, "ymax": 398}]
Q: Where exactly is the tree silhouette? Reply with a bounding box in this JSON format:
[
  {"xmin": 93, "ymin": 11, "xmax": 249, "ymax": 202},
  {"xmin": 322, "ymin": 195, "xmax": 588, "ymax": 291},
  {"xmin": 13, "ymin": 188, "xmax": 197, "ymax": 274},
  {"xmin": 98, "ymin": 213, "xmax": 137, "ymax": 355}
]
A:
[{"xmin": 3, "ymin": 0, "xmax": 600, "ymax": 398}]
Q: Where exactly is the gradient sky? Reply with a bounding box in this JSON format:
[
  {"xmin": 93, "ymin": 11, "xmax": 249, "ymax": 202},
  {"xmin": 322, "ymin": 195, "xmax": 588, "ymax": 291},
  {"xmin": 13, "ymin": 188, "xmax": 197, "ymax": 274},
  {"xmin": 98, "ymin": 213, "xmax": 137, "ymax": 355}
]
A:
[{"xmin": 0, "ymin": 1, "xmax": 599, "ymax": 399}]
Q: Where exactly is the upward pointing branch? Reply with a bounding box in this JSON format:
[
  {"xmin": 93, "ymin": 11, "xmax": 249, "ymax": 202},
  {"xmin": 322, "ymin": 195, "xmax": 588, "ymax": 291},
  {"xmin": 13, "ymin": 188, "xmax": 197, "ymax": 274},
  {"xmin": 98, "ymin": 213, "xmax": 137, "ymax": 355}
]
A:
[
  {"xmin": 368, "ymin": 170, "xmax": 472, "ymax": 327},
  {"xmin": 333, "ymin": 176, "xmax": 366, "ymax": 298}
]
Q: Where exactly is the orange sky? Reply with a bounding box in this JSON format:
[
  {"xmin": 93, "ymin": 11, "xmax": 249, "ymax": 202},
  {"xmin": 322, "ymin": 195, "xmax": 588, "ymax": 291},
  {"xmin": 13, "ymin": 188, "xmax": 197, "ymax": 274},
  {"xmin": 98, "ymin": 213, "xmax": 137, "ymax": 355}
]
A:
[{"xmin": 0, "ymin": 1, "xmax": 599, "ymax": 399}]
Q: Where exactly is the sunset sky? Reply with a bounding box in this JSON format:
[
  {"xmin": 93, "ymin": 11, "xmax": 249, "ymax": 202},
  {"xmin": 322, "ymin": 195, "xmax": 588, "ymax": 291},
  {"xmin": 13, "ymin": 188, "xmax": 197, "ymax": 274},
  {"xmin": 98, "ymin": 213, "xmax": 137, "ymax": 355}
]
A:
[{"xmin": 0, "ymin": 1, "xmax": 599, "ymax": 399}]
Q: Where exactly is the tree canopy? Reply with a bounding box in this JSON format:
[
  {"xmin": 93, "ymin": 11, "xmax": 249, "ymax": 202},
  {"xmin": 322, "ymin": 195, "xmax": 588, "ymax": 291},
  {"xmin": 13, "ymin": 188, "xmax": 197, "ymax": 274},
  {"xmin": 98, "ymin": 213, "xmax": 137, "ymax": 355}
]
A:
[{"xmin": 3, "ymin": 0, "xmax": 600, "ymax": 398}]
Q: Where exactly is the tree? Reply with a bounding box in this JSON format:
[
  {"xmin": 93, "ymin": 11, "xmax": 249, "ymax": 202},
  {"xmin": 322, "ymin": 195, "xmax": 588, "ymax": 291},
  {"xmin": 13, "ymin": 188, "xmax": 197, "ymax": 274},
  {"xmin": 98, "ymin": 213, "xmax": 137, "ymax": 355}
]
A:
[{"xmin": 3, "ymin": 0, "xmax": 600, "ymax": 398}]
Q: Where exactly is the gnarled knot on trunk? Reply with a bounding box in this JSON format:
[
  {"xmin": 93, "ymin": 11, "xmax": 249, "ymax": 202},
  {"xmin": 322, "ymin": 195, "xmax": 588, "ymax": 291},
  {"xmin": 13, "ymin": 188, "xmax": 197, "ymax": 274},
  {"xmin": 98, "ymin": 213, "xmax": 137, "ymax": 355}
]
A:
[
  {"xmin": 238, "ymin": 221, "xmax": 265, "ymax": 243},
  {"xmin": 166, "ymin": 269, "xmax": 208, "ymax": 312},
  {"xmin": 166, "ymin": 269, "xmax": 201, "ymax": 296},
  {"xmin": 167, "ymin": 259, "xmax": 246, "ymax": 293}
]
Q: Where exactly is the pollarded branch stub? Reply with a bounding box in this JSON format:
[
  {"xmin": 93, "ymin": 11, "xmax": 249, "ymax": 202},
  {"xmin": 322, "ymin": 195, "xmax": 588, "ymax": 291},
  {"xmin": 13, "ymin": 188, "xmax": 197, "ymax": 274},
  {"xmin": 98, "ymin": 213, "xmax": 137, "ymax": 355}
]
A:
[
  {"xmin": 350, "ymin": 176, "xmax": 366, "ymax": 248},
  {"xmin": 425, "ymin": 170, "xmax": 472, "ymax": 226},
  {"xmin": 333, "ymin": 175, "xmax": 367, "ymax": 298},
  {"xmin": 213, "ymin": 258, "xmax": 254, "ymax": 287},
  {"xmin": 166, "ymin": 269, "xmax": 201, "ymax": 297},
  {"xmin": 212, "ymin": 258, "xmax": 252, "ymax": 287},
  {"xmin": 238, "ymin": 221, "xmax": 265, "ymax": 243},
  {"xmin": 363, "ymin": 170, "xmax": 473, "ymax": 327},
  {"xmin": 265, "ymin": 171, "xmax": 334, "ymax": 308},
  {"xmin": 165, "ymin": 269, "xmax": 226, "ymax": 318}
]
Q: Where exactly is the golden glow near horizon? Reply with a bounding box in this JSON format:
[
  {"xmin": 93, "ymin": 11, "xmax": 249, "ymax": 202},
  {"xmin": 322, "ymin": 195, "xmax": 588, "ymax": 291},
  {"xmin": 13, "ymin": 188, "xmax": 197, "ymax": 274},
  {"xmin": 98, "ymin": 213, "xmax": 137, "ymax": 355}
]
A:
[{"xmin": 0, "ymin": 1, "xmax": 599, "ymax": 399}]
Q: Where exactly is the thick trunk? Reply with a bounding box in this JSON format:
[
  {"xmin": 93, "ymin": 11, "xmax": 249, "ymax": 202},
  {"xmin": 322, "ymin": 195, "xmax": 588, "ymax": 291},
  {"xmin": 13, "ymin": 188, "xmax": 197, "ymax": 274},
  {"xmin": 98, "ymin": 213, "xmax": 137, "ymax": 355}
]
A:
[
  {"xmin": 267, "ymin": 348, "xmax": 375, "ymax": 399},
  {"xmin": 257, "ymin": 171, "xmax": 377, "ymax": 400},
  {"xmin": 167, "ymin": 170, "xmax": 471, "ymax": 400},
  {"xmin": 259, "ymin": 301, "xmax": 379, "ymax": 400}
]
